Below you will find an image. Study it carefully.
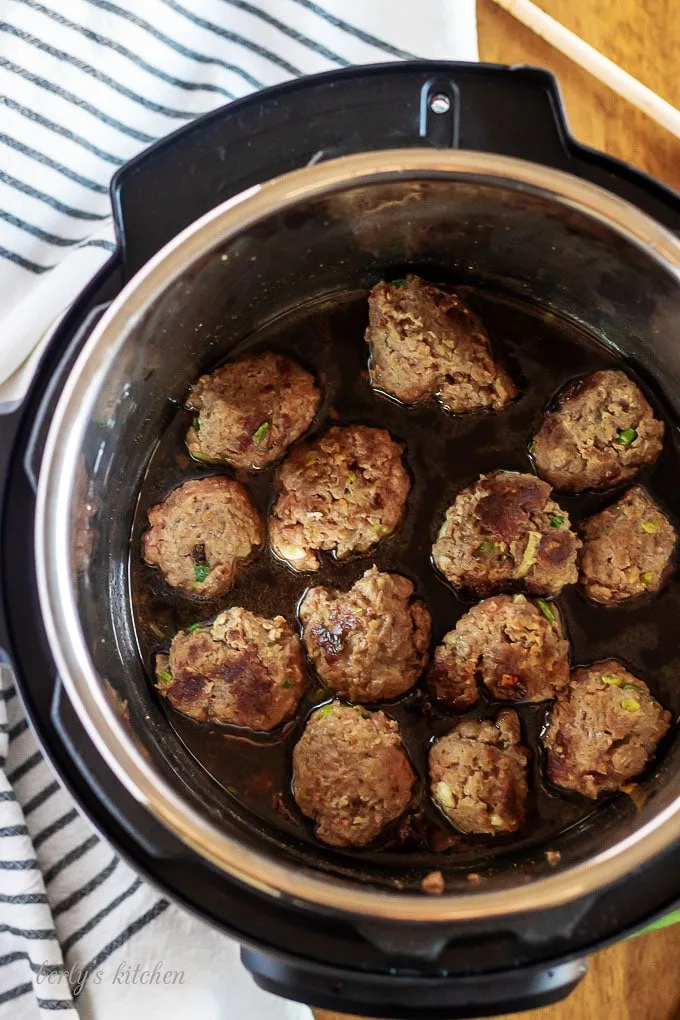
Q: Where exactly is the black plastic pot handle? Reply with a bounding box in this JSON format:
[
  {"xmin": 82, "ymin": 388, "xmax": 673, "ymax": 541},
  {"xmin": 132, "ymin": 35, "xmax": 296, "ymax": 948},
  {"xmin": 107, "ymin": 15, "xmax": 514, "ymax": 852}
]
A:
[
  {"xmin": 241, "ymin": 946, "xmax": 587, "ymax": 1019},
  {"xmin": 49, "ymin": 676, "xmax": 191, "ymax": 860},
  {"xmin": 110, "ymin": 59, "xmax": 679, "ymax": 282},
  {"xmin": 22, "ymin": 304, "xmax": 110, "ymax": 493},
  {"xmin": 0, "ymin": 304, "xmax": 108, "ymax": 662},
  {"xmin": 0, "ymin": 405, "xmax": 23, "ymax": 664},
  {"xmin": 111, "ymin": 61, "xmax": 572, "ymax": 279}
]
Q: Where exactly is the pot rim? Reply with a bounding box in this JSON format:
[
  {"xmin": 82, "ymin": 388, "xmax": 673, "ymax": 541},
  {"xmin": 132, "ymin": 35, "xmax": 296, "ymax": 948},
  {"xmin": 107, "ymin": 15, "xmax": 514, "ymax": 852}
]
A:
[{"xmin": 35, "ymin": 148, "xmax": 680, "ymax": 922}]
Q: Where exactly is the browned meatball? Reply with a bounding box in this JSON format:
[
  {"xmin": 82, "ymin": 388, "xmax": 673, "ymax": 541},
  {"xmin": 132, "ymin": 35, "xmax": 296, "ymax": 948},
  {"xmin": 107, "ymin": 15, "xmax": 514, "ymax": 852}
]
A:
[
  {"xmin": 292, "ymin": 703, "xmax": 415, "ymax": 847},
  {"xmin": 432, "ymin": 471, "xmax": 580, "ymax": 597},
  {"xmin": 270, "ymin": 425, "xmax": 410, "ymax": 572},
  {"xmin": 155, "ymin": 607, "xmax": 306, "ymax": 730},
  {"xmin": 543, "ymin": 660, "xmax": 671, "ymax": 798},
  {"xmin": 428, "ymin": 594, "xmax": 569, "ymax": 710},
  {"xmin": 429, "ymin": 711, "xmax": 529, "ymax": 835},
  {"xmin": 365, "ymin": 275, "xmax": 517, "ymax": 412},
  {"xmin": 533, "ymin": 370, "xmax": 664, "ymax": 493},
  {"xmin": 579, "ymin": 486, "xmax": 676, "ymax": 604},
  {"xmin": 299, "ymin": 566, "xmax": 431, "ymax": 703},
  {"xmin": 186, "ymin": 352, "xmax": 320, "ymax": 470},
  {"xmin": 143, "ymin": 476, "xmax": 263, "ymax": 597}
]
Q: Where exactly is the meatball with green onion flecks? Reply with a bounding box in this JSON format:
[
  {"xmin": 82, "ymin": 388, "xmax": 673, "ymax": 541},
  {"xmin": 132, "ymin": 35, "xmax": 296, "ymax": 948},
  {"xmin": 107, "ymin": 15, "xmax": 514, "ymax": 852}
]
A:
[
  {"xmin": 143, "ymin": 476, "xmax": 262, "ymax": 597},
  {"xmin": 543, "ymin": 660, "xmax": 670, "ymax": 797},
  {"xmin": 186, "ymin": 352, "xmax": 320, "ymax": 471},
  {"xmin": 156, "ymin": 607, "xmax": 306, "ymax": 730},
  {"xmin": 428, "ymin": 594, "xmax": 570, "ymax": 710},
  {"xmin": 300, "ymin": 566, "xmax": 431, "ymax": 703},
  {"xmin": 292, "ymin": 703, "xmax": 415, "ymax": 847},
  {"xmin": 429, "ymin": 711, "xmax": 529, "ymax": 835},
  {"xmin": 579, "ymin": 486, "xmax": 676, "ymax": 604},
  {"xmin": 270, "ymin": 425, "xmax": 410, "ymax": 572},
  {"xmin": 532, "ymin": 370, "xmax": 664, "ymax": 492},
  {"xmin": 365, "ymin": 275, "xmax": 517, "ymax": 412},
  {"xmin": 432, "ymin": 470, "xmax": 580, "ymax": 597}
]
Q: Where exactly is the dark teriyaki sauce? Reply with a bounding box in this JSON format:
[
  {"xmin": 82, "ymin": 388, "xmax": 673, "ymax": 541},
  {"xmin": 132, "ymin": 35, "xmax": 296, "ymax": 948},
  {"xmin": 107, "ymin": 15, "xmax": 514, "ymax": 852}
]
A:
[{"xmin": 129, "ymin": 285, "xmax": 680, "ymax": 878}]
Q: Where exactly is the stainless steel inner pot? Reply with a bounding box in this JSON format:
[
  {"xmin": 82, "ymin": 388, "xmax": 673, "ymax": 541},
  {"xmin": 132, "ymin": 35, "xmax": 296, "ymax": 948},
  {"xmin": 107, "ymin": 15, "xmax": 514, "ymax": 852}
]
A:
[{"xmin": 35, "ymin": 150, "xmax": 680, "ymax": 923}]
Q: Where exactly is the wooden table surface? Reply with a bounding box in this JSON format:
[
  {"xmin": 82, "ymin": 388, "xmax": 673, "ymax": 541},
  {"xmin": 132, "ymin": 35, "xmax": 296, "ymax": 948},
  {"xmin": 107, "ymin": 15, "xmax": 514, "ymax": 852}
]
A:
[
  {"xmin": 478, "ymin": 0, "xmax": 680, "ymax": 192},
  {"xmin": 316, "ymin": 3, "xmax": 680, "ymax": 1020}
]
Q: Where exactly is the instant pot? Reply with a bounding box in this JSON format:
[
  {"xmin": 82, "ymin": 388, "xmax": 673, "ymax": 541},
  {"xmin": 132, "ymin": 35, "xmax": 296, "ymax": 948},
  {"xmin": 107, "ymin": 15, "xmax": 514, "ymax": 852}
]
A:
[{"xmin": 2, "ymin": 62, "xmax": 680, "ymax": 1019}]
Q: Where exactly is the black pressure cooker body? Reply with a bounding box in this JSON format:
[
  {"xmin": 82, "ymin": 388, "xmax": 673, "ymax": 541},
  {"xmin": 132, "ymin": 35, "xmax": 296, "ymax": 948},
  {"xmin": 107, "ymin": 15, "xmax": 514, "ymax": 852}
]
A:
[{"xmin": 2, "ymin": 63, "xmax": 680, "ymax": 1019}]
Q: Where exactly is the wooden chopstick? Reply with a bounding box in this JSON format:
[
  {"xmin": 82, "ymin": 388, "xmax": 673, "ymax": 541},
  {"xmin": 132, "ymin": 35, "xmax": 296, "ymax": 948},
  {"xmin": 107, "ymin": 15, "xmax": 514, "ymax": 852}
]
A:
[{"xmin": 488, "ymin": 0, "xmax": 680, "ymax": 139}]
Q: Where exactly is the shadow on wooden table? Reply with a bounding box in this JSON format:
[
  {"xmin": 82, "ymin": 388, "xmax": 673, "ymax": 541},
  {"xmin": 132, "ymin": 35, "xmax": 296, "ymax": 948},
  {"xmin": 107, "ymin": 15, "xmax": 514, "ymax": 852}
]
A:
[{"xmin": 314, "ymin": 924, "xmax": 680, "ymax": 1020}]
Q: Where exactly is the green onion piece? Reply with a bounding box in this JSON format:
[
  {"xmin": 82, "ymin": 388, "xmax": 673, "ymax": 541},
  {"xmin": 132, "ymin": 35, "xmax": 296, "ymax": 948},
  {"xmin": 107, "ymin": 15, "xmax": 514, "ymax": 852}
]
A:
[
  {"xmin": 640, "ymin": 571, "xmax": 654, "ymax": 586},
  {"xmin": 622, "ymin": 683, "xmax": 641, "ymax": 692},
  {"xmin": 192, "ymin": 417, "xmax": 200, "ymax": 432},
  {"xmin": 157, "ymin": 670, "xmax": 172, "ymax": 686},
  {"xmin": 642, "ymin": 521, "xmax": 660, "ymax": 534},
  {"xmin": 346, "ymin": 472, "xmax": 357, "ymax": 485},
  {"xmin": 390, "ymin": 278, "xmax": 409, "ymax": 288},
  {"xmin": 280, "ymin": 680, "xmax": 291, "ymax": 690},
  {"xmin": 550, "ymin": 515, "xmax": 564, "ymax": 528},
  {"xmin": 252, "ymin": 421, "xmax": 271, "ymax": 444},
  {"xmin": 193, "ymin": 563, "xmax": 211, "ymax": 583},
  {"xmin": 317, "ymin": 703, "xmax": 334, "ymax": 718},
  {"xmin": 190, "ymin": 450, "xmax": 210, "ymax": 463},
  {"xmin": 477, "ymin": 540, "xmax": 496, "ymax": 553},
  {"xmin": 602, "ymin": 674, "xmax": 623, "ymax": 687},
  {"xmin": 621, "ymin": 698, "xmax": 641, "ymax": 713},
  {"xmin": 617, "ymin": 427, "xmax": 637, "ymax": 445},
  {"xmin": 517, "ymin": 530, "xmax": 541, "ymax": 577},
  {"xmin": 435, "ymin": 782, "xmax": 454, "ymax": 809},
  {"xmin": 536, "ymin": 598, "xmax": 556, "ymax": 622},
  {"xmin": 353, "ymin": 706, "xmax": 372, "ymax": 718},
  {"xmin": 187, "ymin": 622, "xmax": 203, "ymax": 633},
  {"xmin": 528, "ymin": 439, "xmax": 536, "ymax": 455}
]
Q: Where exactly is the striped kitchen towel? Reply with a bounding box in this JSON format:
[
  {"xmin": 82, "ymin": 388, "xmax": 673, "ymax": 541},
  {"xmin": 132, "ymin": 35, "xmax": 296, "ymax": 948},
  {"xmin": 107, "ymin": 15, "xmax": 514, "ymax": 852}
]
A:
[
  {"xmin": 0, "ymin": 2, "xmax": 478, "ymax": 1018},
  {"xmin": 0, "ymin": 667, "xmax": 313, "ymax": 1020},
  {"xmin": 0, "ymin": 0, "xmax": 478, "ymax": 406}
]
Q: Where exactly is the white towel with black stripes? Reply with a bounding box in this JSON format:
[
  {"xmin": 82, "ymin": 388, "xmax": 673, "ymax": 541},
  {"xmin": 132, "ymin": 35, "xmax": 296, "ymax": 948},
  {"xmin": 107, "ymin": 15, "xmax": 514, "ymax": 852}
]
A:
[{"xmin": 0, "ymin": 1, "xmax": 477, "ymax": 1017}]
